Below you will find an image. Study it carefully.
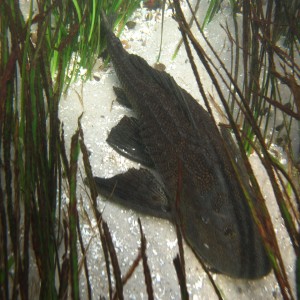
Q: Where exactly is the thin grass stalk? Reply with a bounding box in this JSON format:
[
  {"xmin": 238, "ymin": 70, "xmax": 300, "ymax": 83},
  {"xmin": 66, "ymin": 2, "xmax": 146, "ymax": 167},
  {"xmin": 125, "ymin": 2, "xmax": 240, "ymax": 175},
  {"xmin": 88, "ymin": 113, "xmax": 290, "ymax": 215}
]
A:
[
  {"xmin": 0, "ymin": 6, "xmax": 14, "ymax": 300},
  {"xmin": 173, "ymin": 255, "xmax": 189, "ymax": 300},
  {"xmin": 76, "ymin": 199, "xmax": 92, "ymax": 300},
  {"xmin": 58, "ymin": 218, "xmax": 70, "ymax": 299},
  {"xmin": 102, "ymin": 220, "xmax": 124, "ymax": 300},
  {"xmin": 241, "ymin": 0, "xmax": 255, "ymax": 155},
  {"xmin": 79, "ymin": 125, "xmax": 114, "ymax": 299},
  {"xmin": 172, "ymin": 0, "xmax": 201, "ymax": 60},
  {"xmin": 173, "ymin": 161, "xmax": 190, "ymax": 300},
  {"xmin": 138, "ymin": 218, "xmax": 154, "ymax": 300},
  {"xmin": 119, "ymin": 251, "xmax": 142, "ymax": 287},
  {"xmin": 0, "ymin": 184, "xmax": 8, "ymax": 300},
  {"xmin": 225, "ymin": 3, "xmax": 240, "ymax": 116},
  {"xmin": 230, "ymin": 2, "xmax": 240, "ymax": 117},
  {"xmin": 69, "ymin": 129, "xmax": 81, "ymax": 300}
]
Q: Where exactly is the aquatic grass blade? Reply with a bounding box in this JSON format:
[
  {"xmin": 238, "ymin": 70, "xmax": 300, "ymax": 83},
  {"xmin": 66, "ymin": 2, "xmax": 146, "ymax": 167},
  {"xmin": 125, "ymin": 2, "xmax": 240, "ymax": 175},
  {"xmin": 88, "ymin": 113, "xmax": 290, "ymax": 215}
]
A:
[
  {"xmin": 138, "ymin": 218, "xmax": 154, "ymax": 300},
  {"xmin": 68, "ymin": 129, "xmax": 81, "ymax": 300},
  {"xmin": 1, "ymin": 0, "xmax": 142, "ymax": 298}
]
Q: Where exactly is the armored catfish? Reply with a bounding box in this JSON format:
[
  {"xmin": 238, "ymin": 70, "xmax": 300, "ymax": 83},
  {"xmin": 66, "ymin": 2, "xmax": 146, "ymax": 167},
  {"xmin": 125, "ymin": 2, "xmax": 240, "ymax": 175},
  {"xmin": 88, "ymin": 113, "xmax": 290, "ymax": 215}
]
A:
[{"xmin": 93, "ymin": 10, "xmax": 271, "ymax": 279}]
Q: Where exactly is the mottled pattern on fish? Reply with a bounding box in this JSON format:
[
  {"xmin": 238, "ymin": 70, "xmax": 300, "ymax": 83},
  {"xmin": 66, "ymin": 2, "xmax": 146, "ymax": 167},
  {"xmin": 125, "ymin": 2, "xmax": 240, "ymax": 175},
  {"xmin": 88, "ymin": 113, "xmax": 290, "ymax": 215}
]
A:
[{"xmin": 94, "ymin": 11, "xmax": 271, "ymax": 279}]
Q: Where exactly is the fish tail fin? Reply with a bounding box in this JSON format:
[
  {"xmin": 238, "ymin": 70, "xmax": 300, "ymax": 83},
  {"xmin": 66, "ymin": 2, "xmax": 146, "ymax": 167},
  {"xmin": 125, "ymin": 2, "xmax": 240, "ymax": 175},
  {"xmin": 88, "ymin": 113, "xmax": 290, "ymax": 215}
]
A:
[
  {"xmin": 100, "ymin": 9, "xmax": 126, "ymax": 61},
  {"xmin": 100, "ymin": 9, "xmax": 117, "ymax": 34}
]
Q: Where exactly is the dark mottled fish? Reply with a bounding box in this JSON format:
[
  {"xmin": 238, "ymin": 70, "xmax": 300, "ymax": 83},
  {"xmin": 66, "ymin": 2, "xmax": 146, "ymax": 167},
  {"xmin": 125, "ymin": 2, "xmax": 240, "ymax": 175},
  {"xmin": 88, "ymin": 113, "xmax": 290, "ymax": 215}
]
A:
[{"xmin": 93, "ymin": 10, "xmax": 271, "ymax": 279}]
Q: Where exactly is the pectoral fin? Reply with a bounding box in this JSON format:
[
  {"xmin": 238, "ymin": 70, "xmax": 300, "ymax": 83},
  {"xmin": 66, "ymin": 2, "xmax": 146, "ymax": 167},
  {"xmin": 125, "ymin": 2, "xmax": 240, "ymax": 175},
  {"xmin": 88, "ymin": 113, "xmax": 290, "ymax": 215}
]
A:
[
  {"xmin": 107, "ymin": 116, "xmax": 155, "ymax": 168},
  {"xmin": 94, "ymin": 168, "xmax": 171, "ymax": 219}
]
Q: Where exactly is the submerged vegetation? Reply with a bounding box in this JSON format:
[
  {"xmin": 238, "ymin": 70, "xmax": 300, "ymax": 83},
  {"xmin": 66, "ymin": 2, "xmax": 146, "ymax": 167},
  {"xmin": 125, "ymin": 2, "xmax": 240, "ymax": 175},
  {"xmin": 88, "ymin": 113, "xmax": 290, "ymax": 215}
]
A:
[
  {"xmin": 0, "ymin": 0, "xmax": 140, "ymax": 298},
  {"xmin": 0, "ymin": 0, "xmax": 299, "ymax": 299}
]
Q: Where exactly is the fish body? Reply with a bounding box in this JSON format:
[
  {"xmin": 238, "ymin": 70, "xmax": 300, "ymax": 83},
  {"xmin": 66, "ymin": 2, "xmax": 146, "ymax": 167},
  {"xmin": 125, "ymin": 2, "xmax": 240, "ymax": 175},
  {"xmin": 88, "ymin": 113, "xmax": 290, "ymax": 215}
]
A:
[{"xmin": 95, "ymin": 11, "xmax": 271, "ymax": 279}]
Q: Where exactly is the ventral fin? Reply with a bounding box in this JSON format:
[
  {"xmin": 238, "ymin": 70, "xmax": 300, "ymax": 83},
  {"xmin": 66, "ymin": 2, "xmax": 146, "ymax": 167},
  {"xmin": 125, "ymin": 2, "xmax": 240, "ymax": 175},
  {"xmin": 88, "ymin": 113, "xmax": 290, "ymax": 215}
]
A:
[
  {"xmin": 94, "ymin": 168, "xmax": 171, "ymax": 219},
  {"xmin": 113, "ymin": 86, "xmax": 132, "ymax": 109},
  {"xmin": 107, "ymin": 116, "xmax": 154, "ymax": 168}
]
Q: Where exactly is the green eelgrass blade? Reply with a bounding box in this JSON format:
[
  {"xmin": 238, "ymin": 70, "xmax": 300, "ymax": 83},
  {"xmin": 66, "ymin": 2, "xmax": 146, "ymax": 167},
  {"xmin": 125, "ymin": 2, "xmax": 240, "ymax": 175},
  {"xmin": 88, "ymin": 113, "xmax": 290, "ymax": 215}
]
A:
[
  {"xmin": 88, "ymin": 0, "xmax": 97, "ymax": 42},
  {"xmin": 72, "ymin": 0, "xmax": 82, "ymax": 22},
  {"xmin": 297, "ymin": 254, "xmax": 300, "ymax": 300},
  {"xmin": 201, "ymin": 0, "xmax": 221, "ymax": 30}
]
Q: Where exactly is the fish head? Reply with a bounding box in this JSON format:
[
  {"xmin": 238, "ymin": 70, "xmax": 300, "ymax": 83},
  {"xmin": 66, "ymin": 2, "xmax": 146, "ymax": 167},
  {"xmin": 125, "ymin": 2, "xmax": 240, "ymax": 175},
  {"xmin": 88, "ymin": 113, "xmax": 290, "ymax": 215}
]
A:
[{"xmin": 175, "ymin": 168, "xmax": 271, "ymax": 279}]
